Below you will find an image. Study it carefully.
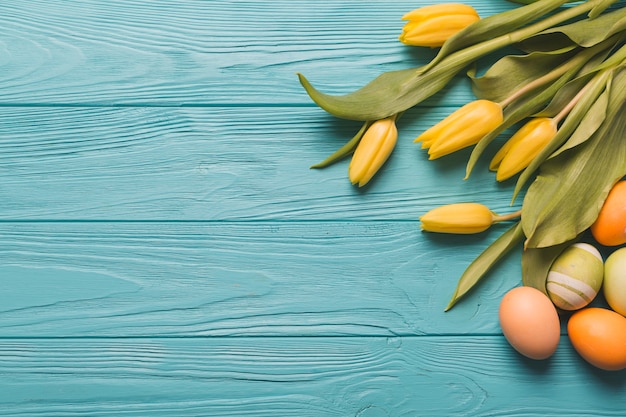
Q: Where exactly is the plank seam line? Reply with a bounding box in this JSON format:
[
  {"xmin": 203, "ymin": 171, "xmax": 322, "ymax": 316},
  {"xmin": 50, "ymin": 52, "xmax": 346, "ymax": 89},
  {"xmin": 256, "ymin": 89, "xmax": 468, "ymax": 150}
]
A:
[
  {"xmin": 0, "ymin": 103, "xmax": 317, "ymax": 108},
  {"xmin": 0, "ymin": 334, "xmax": 513, "ymax": 341},
  {"xmin": 0, "ymin": 219, "xmax": 422, "ymax": 224},
  {"xmin": 0, "ymin": 103, "xmax": 443, "ymax": 109}
]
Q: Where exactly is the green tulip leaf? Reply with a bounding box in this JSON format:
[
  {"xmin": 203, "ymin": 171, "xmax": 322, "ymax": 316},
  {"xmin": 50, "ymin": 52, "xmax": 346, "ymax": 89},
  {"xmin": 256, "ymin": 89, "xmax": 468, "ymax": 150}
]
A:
[
  {"xmin": 508, "ymin": 0, "xmax": 575, "ymax": 4},
  {"xmin": 445, "ymin": 222, "xmax": 525, "ymax": 311},
  {"xmin": 534, "ymin": 35, "xmax": 621, "ymax": 117},
  {"xmin": 522, "ymin": 65, "xmax": 626, "ymax": 248},
  {"xmin": 469, "ymin": 48, "xmax": 576, "ymax": 103},
  {"xmin": 535, "ymin": 68, "xmax": 604, "ymax": 118},
  {"xmin": 521, "ymin": 235, "xmax": 580, "ymax": 294},
  {"xmin": 310, "ymin": 121, "xmax": 371, "ymax": 169},
  {"xmin": 551, "ymin": 84, "xmax": 609, "ymax": 156},
  {"xmin": 518, "ymin": 32, "xmax": 587, "ymax": 53},
  {"xmin": 296, "ymin": 58, "xmax": 465, "ymax": 121},
  {"xmin": 593, "ymin": 42, "xmax": 626, "ymax": 72},
  {"xmin": 589, "ymin": 0, "xmax": 623, "ymax": 19},
  {"xmin": 521, "ymin": 4, "xmax": 626, "ymax": 50}
]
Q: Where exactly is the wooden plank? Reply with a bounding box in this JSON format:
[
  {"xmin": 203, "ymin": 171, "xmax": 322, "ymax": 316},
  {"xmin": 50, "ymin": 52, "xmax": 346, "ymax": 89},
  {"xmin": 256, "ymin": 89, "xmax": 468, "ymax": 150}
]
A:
[
  {"xmin": 0, "ymin": 0, "xmax": 515, "ymax": 105},
  {"xmin": 0, "ymin": 106, "xmax": 520, "ymax": 221},
  {"xmin": 0, "ymin": 221, "xmax": 528, "ymax": 337},
  {"xmin": 0, "ymin": 337, "xmax": 624, "ymax": 416}
]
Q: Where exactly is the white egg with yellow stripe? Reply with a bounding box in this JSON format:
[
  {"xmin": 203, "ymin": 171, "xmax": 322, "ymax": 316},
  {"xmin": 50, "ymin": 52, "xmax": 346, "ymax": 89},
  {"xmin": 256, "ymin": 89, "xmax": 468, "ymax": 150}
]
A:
[{"xmin": 546, "ymin": 243, "xmax": 604, "ymax": 311}]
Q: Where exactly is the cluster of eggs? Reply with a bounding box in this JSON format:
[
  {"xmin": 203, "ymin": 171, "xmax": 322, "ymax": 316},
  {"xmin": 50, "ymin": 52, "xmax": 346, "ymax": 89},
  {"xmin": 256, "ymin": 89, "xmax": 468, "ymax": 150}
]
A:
[{"xmin": 499, "ymin": 180, "xmax": 626, "ymax": 371}]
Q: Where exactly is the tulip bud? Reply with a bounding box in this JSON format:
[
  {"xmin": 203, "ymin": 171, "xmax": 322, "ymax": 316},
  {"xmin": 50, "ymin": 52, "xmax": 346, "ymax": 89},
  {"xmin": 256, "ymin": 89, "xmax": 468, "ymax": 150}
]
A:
[
  {"xmin": 420, "ymin": 203, "xmax": 495, "ymax": 234},
  {"xmin": 399, "ymin": 4, "xmax": 480, "ymax": 47},
  {"xmin": 415, "ymin": 100, "xmax": 503, "ymax": 159},
  {"xmin": 491, "ymin": 117, "xmax": 557, "ymax": 181},
  {"xmin": 348, "ymin": 116, "xmax": 398, "ymax": 187}
]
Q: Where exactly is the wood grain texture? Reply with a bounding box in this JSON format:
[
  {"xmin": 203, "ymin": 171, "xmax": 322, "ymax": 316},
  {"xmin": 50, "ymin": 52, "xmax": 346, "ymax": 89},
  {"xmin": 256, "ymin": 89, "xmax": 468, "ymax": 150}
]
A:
[
  {"xmin": 0, "ymin": 0, "xmax": 515, "ymax": 106},
  {"xmin": 0, "ymin": 106, "xmax": 521, "ymax": 220},
  {"xmin": 3, "ymin": 0, "xmax": 624, "ymax": 415},
  {"xmin": 0, "ymin": 337, "xmax": 624, "ymax": 417},
  {"xmin": 0, "ymin": 221, "xmax": 526, "ymax": 337}
]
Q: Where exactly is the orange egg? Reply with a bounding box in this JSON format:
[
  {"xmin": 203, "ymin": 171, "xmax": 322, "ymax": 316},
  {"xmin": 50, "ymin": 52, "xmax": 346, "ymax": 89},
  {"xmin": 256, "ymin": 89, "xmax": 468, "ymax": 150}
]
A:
[
  {"xmin": 567, "ymin": 308, "xmax": 626, "ymax": 371},
  {"xmin": 591, "ymin": 180, "xmax": 626, "ymax": 246},
  {"xmin": 499, "ymin": 286, "xmax": 560, "ymax": 360}
]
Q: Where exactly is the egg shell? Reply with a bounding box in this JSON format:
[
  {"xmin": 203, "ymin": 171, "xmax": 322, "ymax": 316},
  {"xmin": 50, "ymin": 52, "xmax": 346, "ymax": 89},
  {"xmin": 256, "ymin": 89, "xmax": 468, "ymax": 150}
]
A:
[
  {"xmin": 499, "ymin": 286, "xmax": 560, "ymax": 360},
  {"xmin": 567, "ymin": 307, "xmax": 626, "ymax": 371},
  {"xmin": 603, "ymin": 247, "xmax": 626, "ymax": 316},
  {"xmin": 546, "ymin": 242, "xmax": 603, "ymax": 310},
  {"xmin": 591, "ymin": 180, "xmax": 626, "ymax": 246}
]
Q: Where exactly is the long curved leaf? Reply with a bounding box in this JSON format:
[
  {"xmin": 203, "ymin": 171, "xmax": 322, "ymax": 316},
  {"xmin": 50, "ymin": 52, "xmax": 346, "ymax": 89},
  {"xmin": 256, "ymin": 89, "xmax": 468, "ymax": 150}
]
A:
[
  {"xmin": 297, "ymin": 63, "xmax": 461, "ymax": 121},
  {"xmin": 551, "ymin": 85, "xmax": 609, "ymax": 155},
  {"xmin": 589, "ymin": 0, "xmax": 625, "ymax": 19},
  {"xmin": 445, "ymin": 222, "xmax": 524, "ymax": 311},
  {"xmin": 469, "ymin": 48, "xmax": 576, "ymax": 103},
  {"xmin": 522, "ymin": 4, "xmax": 626, "ymax": 49},
  {"xmin": 508, "ymin": 0, "xmax": 575, "ymax": 4},
  {"xmin": 309, "ymin": 121, "xmax": 371, "ymax": 169}
]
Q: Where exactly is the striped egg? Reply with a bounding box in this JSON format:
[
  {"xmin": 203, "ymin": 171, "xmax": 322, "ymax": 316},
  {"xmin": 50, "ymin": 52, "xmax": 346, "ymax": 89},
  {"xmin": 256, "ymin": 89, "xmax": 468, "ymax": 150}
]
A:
[{"xmin": 546, "ymin": 243, "xmax": 604, "ymax": 311}]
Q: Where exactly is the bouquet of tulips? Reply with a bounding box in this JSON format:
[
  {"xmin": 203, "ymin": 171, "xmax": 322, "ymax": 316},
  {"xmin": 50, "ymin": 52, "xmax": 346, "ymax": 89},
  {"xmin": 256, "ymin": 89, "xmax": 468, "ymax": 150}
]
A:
[{"xmin": 298, "ymin": 0, "xmax": 626, "ymax": 310}]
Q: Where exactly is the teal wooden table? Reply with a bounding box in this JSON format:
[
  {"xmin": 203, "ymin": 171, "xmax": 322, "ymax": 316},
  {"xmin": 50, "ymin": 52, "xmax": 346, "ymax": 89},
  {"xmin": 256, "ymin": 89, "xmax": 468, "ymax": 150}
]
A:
[{"xmin": 1, "ymin": 1, "xmax": 625, "ymax": 415}]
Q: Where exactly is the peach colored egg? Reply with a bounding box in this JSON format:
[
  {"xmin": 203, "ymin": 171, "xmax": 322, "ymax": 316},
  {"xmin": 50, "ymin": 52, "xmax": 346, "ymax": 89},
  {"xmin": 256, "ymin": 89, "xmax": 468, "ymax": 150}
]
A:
[
  {"xmin": 567, "ymin": 308, "xmax": 626, "ymax": 371},
  {"xmin": 499, "ymin": 286, "xmax": 560, "ymax": 360}
]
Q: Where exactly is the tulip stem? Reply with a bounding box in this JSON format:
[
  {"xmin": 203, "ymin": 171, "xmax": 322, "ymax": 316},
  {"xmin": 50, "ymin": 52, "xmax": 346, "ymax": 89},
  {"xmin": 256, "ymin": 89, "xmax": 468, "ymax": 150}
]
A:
[
  {"xmin": 554, "ymin": 42, "xmax": 626, "ymax": 124},
  {"xmin": 499, "ymin": 33, "xmax": 622, "ymax": 109},
  {"xmin": 503, "ymin": 0, "xmax": 617, "ymax": 44},
  {"xmin": 493, "ymin": 209, "xmax": 522, "ymax": 223},
  {"xmin": 498, "ymin": 56, "xmax": 579, "ymax": 109},
  {"xmin": 553, "ymin": 80, "xmax": 591, "ymax": 125},
  {"xmin": 499, "ymin": 62, "xmax": 572, "ymax": 109}
]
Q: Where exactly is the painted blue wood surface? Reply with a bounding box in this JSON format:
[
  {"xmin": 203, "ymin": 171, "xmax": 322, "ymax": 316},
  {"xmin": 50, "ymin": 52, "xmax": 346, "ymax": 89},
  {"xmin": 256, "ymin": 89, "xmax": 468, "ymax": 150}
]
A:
[{"xmin": 1, "ymin": 0, "xmax": 625, "ymax": 416}]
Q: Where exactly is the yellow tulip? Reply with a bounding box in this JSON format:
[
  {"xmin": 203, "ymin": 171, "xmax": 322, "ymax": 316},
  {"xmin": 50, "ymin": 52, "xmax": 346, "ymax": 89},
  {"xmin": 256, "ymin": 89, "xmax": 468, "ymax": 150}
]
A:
[
  {"xmin": 420, "ymin": 203, "xmax": 522, "ymax": 234},
  {"xmin": 399, "ymin": 4, "xmax": 480, "ymax": 47},
  {"xmin": 348, "ymin": 116, "xmax": 398, "ymax": 187},
  {"xmin": 420, "ymin": 203, "xmax": 495, "ymax": 234},
  {"xmin": 491, "ymin": 117, "xmax": 557, "ymax": 181},
  {"xmin": 415, "ymin": 100, "xmax": 503, "ymax": 159}
]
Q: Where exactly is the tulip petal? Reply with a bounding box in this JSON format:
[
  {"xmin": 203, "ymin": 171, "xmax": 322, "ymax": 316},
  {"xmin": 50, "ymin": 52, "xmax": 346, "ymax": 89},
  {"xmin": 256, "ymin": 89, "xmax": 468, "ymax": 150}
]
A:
[
  {"xmin": 358, "ymin": 127, "xmax": 397, "ymax": 186},
  {"xmin": 402, "ymin": 3, "xmax": 479, "ymax": 21},
  {"xmin": 490, "ymin": 119, "xmax": 537, "ymax": 171},
  {"xmin": 400, "ymin": 14, "xmax": 481, "ymax": 47},
  {"xmin": 496, "ymin": 118, "xmax": 557, "ymax": 181},
  {"xmin": 424, "ymin": 100, "xmax": 503, "ymax": 159},
  {"xmin": 420, "ymin": 203, "xmax": 495, "ymax": 234},
  {"xmin": 348, "ymin": 117, "xmax": 397, "ymax": 186},
  {"xmin": 446, "ymin": 222, "xmax": 525, "ymax": 311},
  {"xmin": 416, "ymin": 100, "xmax": 491, "ymax": 145}
]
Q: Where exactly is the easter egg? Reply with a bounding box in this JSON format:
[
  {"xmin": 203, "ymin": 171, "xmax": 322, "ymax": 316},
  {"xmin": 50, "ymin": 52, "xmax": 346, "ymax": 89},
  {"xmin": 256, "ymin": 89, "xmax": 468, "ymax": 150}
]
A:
[
  {"xmin": 568, "ymin": 307, "xmax": 626, "ymax": 371},
  {"xmin": 591, "ymin": 180, "xmax": 626, "ymax": 246},
  {"xmin": 546, "ymin": 243, "xmax": 603, "ymax": 310},
  {"xmin": 499, "ymin": 286, "xmax": 560, "ymax": 360},
  {"xmin": 604, "ymin": 247, "xmax": 626, "ymax": 317}
]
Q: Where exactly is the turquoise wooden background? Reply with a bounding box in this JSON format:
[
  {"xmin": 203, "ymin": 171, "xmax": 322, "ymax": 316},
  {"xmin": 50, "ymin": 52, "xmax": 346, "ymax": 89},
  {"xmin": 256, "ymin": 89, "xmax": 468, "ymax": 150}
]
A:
[{"xmin": 1, "ymin": 0, "xmax": 625, "ymax": 415}]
